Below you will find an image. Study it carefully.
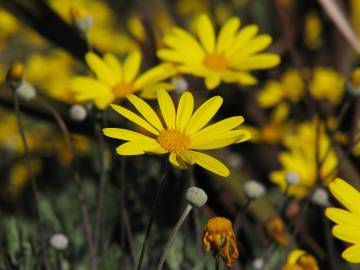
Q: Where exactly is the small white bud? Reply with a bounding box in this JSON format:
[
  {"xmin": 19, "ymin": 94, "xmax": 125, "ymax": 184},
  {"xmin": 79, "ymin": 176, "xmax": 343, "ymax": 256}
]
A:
[
  {"xmin": 186, "ymin": 186, "xmax": 207, "ymax": 207},
  {"xmin": 50, "ymin": 233, "xmax": 69, "ymax": 251},
  {"xmin": 171, "ymin": 76, "xmax": 188, "ymax": 93},
  {"xmin": 285, "ymin": 171, "xmax": 300, "ymax": 185},
  {"xmin": 15, "ymin": 81, "xmax": 36, "ymax": 101},
  {"xmin": 70, "ymin": 104, "xmax": 87, "ymax": 121},
  {"xmin": 228, "ymin": 152, "xmax": 243, "ymax": 169},
  {"xmin": 244, "ymin": 180, "xmax": 265, "ymax": 199},
  {"xmin": 311, "ymin": 187, "xmax": 329, "ymax": 207},
  {"xmin": 253, "ymin": 258, "xmax": 265, "ymax": 269},
  {"xmin": 74, "ymin": 16, "xmax": 93, "ymax": 34}
]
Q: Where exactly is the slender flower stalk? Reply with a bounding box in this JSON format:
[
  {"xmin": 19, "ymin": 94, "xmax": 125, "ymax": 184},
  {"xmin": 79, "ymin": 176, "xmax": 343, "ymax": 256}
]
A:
[{"xmin": 136, "ymin": 159, "xmax": 169, "ymax": 270}]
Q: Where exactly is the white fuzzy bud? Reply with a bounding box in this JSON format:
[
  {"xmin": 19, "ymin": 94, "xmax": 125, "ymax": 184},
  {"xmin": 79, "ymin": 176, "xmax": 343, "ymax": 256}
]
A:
[
  {"xmin": 244, "ymin": 180, "xmax": 265, "ymax": 199},
  {"xmin": 70, "ymin": 104, "xmax": 87, "ymax": 121},
  {"xmin": 253, "ymin": 258, "xmax": 265, "ymax": 269},
  {"xmin": 171, "ymin": 76, "xmax": 188, "ymax": 93},
  {"xmin": 311, "ymin": 187, "xmax": 329, "ymax": 207},
  {"xmin": 50, "ymin": 233, "xmax": 69, "ymax": 251},
  {"xmin": 285, "ymin": 171, "xmax": 300, "ymax": 185},
  {"xmin": 15, "ymin": 81, "xmax": 36, "ymax": 101},
  {"xmin": 186, "ymin": 186, "xmax": 207, "ymax": 207},
  {"xmin": 228, "ymin": 152, "xmax": 243, "ymax": 169},
  {"xmin": 74, "ymin": 16, "xmax": 93, "ymax": 34}
]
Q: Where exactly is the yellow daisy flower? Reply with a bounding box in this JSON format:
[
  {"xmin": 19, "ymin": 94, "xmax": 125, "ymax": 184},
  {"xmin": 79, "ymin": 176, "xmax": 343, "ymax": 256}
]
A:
[
  {"xmin": 309, "ymin": 67, "xmax": 344, "ymax": 105},
  {"xmin": 326, "ymin": 178, "xmax": 360, "ymax": 263},
  {"xmin": 257, "ymin": 69, "xmax": 304, "ymax": 108},
  {"xmin": 282, "ymin": 249, "xmax": 319, "ymax": 270},
  {"xmin": 71, "ymin": 51, "xmax": 176, "ymax": 109},
  {"xmin": 157, "ymin": 14, "xmax": 280, "ymax": 90},
  {"xmin": 270, "ymin": 120, "xmax": 337, "ymax": 198},
  {"xmin": 103, "ymin": 89, "xmax": 250, "ymax": 177}
]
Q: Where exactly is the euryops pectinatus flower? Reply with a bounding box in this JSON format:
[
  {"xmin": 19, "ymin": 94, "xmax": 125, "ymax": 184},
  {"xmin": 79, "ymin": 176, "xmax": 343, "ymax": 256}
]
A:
[
  {"xmin": 103, "ymin": 89, "xmax": 250, "ymax": 177},
  {"xmin": 282, "ymin": 249, "xmax": 319, "ymax": 270},
  {"xmin": 203, "ymin": 217, "xmax": 239, "ymax": 267},
  {"xmin": 71, "ymin": 51, "xmax": 176, "ymax": 109},
  {"xmin": 326, "ymin": 178, "xmax": 360, "ymax": 263},
  {"xmin": 157, "ymin": 14, "xmax": 280, "ymax": 90}
]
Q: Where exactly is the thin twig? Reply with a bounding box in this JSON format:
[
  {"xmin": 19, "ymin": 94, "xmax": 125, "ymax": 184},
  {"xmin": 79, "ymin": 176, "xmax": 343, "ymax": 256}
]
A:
[{"xmin": 136, "ymin": 159, "xmax": 170, "ymax": 270}]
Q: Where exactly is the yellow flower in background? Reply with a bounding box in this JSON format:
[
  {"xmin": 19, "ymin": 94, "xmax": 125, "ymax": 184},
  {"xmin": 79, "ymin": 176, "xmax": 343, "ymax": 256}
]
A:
[
  {"xmin": 0, "ymin": 9, "xmax": 19, "ymax": 42},
  {"xmin": 203, "ymin": 216, "xmax": 239, "ymax": 267},
  {"xmin": 309, "ymin": 67, "xmax": 344, "ymax": 105},
  {"xmin": 326, "ymin": 178, "xmax": 360, "ymax": 263},
  {"xmin": 350, "ymin": 0, "xmax": 360, "ymax": 39},
  {"xmin": 270, "ymin": 119, "xmax": 337, "ymax": 198},
  {"xmin": 103, "ymin": 89, "xmax": 250, "ymax": 177},
  {"xmin": 282, "ymin": 249, "xmax": 319, "ymax": 270},
  {"xmin": 71, "ymin": 52, "xmax": 176, "ymax": 109},
  {"xmin": 158, "ymin": 14, "xmax": 280, "ymax": 90},
  {"xmin": 257, "ymin": 69, "xmax": 304, "ymax": 108},
  {"xmin": 304, "ymin": 11, "xmax": 322, "ymax": 50}
]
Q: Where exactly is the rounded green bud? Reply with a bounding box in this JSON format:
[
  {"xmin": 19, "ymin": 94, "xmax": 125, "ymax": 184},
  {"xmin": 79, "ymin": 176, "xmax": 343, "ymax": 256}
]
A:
[{"xmin": 186, "ymin": 186, "xmax": 207, "ymax": 207}]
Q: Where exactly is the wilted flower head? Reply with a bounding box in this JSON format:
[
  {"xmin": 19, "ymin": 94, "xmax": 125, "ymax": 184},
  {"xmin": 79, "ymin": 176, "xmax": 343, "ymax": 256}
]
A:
[
  {"xmin": 158, "ymin": 14, "xmax": 280, "ymax": 90},
  {"xmin": 186, "ymin": 186, "xmax": 207, "ymax": 207},
  {"xmin": 266, "ymin": 216, "xmax": 287, "ymax": 245},
  {"xmin": 103, "ymin": 89, "xmax": 250, "ymax": 177},
  {"xmin": 244, "ymin": 180, "xmax": 265, "ymax": 199},
  {"xmin": 203, "ymin": 216, "xmax": 239, "ymax": 267},
  {"xmin": 6, "ymin": 61, "xmax": 24, "ymax": 88},
  {"xmin": 282, "ymin": 249, "xmax": 319, "ymax": 270}
]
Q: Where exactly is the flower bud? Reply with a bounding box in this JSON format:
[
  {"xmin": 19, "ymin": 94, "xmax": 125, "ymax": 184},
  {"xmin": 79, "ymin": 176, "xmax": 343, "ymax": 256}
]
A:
[
  {"xmin": 311, "ymin": 187, "xmax": 329, "ymax": 207},
  {"xmin": 244, "ymin": 180, "xmax": 265, "ymax": 199},
  {"xmin": 171, "ymin": 76, "xmax": 188, "ymax": 93},
  {"xmin": 6, "ymin": 61, "xmax": 24, "ymax": 88},
  {"xmin": 15, "ymin": 81, "xmax": 36, "ymax": 101},
  {"xmin": 70, "ymin": 5, "xmax": 93, "ymax": 34},
  {"xmin": 253, "ymin": 258, "xmax": 265, "ymax": 269},
  {"xmin": 285, "ymin": 171, "xmax": 300, "ymax": 185},
  {"xmin": 50, "ymin": 233, "xmax": 69, "ymax": 251},
  {"xmin": 70, "ymin": 104, "xmax": 87, "ymax": 121},
  {"xmin": 228, "ymin": 152, "xmax": 243, "ymax": 169},
  {"xmin": 186, "ymin": 186, "xmax": 207, "ymax": 207}
]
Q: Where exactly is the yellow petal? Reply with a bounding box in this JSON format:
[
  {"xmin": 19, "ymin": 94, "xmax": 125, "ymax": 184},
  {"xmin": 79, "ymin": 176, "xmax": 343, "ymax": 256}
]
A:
[
  {"xmin": 342, "ymin": 244, "xmax": 360, "ymax": 263},
  {"xmin": 157, "ymin": 89, "xmax": 176, "ymax": 129},
  {"xmin": 287, "ymin": 250, "xmax": 306, "ymax": 264},
  {"xmin": 197, "ymin": 14, "xmax": 215, "ymax": 52},
  {"xmin": 123, "ymin": 51, "xmax": 141, "ymax": 83},
  {"xmin": 103, "ymin": 53, "xmax": 122, "ymax": 81},
  {"xmin": 71, "ymin": 77, "xmax": 112, "ymax": 97},
  {"xmin": 329, "ymin": 178, "xmax": 360, "ymax": 214},
  {"xmin": 134, "ymin": 63, "xmax": 176, "ymax": 89},
  {"xmin": 85, "ymin": 52, "xmax": 116, "ymax": 85},
  {"xmin": 227, "ymin": 24, "xmax": 259, "ymax": 57},
  {"xmin": 190, "ymin": 151, "xmax": 230, "ymax": 177},
  {"xmin": 232, "ymin": 54, "xmax": 281, "ymax": 70},
  {"xmin": 103, "ymin": 128, "xmax": 154, "ymax": 142},
  {"xmin": 191, "ymin": 116, "xmax": 244, "ymax": 141},
  {"xmin": 157, "ymin": 49, "xmax": 184, "ymax": 63},
  {"xmin": 205, "ymin": 74, "xmax": 221, "ymax": 89},
  {"xmin": 185, "ymin": 96, "xmax": 223, "ymax": 135},
  {"xmin": 239, "ymin": 35, "xmax": 272, "ymax": 56},
  {"xmin": 216, "ymin": 17, "xmax": 240, "ymax": 52},
  {"xmin": 191, "ymin": 130, "xmax": 250, "ymax": 150},
  {"xmin": 169, "ymin": 152, "xmax": 187, "ymax": 169},
  {"xmin": 140, "ymin": 83, "xmax": 174, "ymax": 99},
  {"xmin": 110, "ymin": 104, "xmax": 159, "ymax": 135},
  {"xmin": 325, "ymin": 208, "xmax": 360, "ymax": 226},
  {"xmin": 332, "ymin": 224, "xmax": 360, "ymax": 244},
  {"xmin": 222, "ymin": 70, "xmax": 258, "ymax": 85},
  {"xmin": 176, "ymin": 91, "xmax": 194, "ymax": 131},
  {"xmin": 127, "ymin": 94, "xmax": 164, "ymax": 132},
  {"xmin": 116, "ymin": 141, "xmax": 165, "ymax": 155}
]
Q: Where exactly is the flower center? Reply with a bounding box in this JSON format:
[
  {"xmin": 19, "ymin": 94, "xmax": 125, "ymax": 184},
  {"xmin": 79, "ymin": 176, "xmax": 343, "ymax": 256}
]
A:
[
  {"xmin": 157, "ymin": 129, "xmax": 190, "ymax": 154},
  {"xmin": 112, "ymin": 82, "xmax": 135, "ymax": 98},
  {"xmin": 203, "ymin": 53, "xmax": 228, "ymax": 70}
]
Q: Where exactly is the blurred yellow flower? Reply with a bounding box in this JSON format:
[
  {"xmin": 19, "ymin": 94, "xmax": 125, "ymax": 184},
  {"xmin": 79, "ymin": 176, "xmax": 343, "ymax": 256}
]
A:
[
  {"xmin": 282, "ymin": 249, "xmax": 319, "ymax": 270},
  {"xmin": 158, "ymin": 14, "xmax": 280, "ymax": 90},
  {"xmin": 309, "ymin": 67, "xmax": 344, "ymax": 105},
  {"xmin": 71, "ymin": 52, "xmax": 176, "ymax": 109},
  {"xmin": 270, "ymin": 119, "xmax": 337, "ymax": 198},
  {"xmin": 103, "ymin": 89, "xmax": 250, "ymax": 176},
  {"xmin": 326, "ymin": 178, "xmax": 360, "ymax": 263},
  {"xmin": 257, "ymin": 69, "xmax": 304, "ymax": 108},
  {"xmin": 304, "ymin": 11, "xmax": 322, "ymax": 50},
  {"xmin": 203, "ymin": 216, "xmax": 238, "ymax": 267},
  {"xmin": 0, "ymin": 9, "xmax": 19, "ymax": 41}
]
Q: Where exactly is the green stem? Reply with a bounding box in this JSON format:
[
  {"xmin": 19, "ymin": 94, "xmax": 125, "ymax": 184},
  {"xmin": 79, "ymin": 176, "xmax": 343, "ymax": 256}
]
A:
[
  {"xmin": 136, "ymin": 159, "xmax": 169, "ymax": 270},
  {"xmin": 156, "ymin": 204, "xmax": 192, "ymax": 270}
]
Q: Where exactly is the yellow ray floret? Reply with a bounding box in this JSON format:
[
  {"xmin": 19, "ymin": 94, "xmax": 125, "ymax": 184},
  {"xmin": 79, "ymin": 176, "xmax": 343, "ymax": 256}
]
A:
[
  {"xmin": 158, "ymin": 14, "xmax": 280, "ymax": 90},
  {"xmin": 326, "ymin": 178, "xmax": 360, "ymax": 263},
  {"xmin": 71, "ymin": 51, "xmax": 176, "ymax": 109},
  {"xmin": 103, "ymin": 89, "xmax": 250, "ymax": 177}
]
